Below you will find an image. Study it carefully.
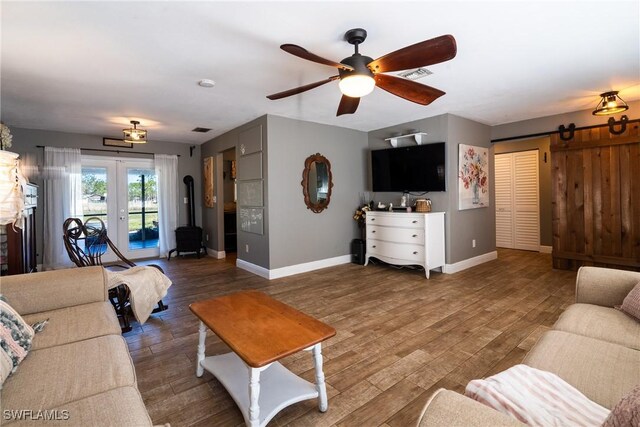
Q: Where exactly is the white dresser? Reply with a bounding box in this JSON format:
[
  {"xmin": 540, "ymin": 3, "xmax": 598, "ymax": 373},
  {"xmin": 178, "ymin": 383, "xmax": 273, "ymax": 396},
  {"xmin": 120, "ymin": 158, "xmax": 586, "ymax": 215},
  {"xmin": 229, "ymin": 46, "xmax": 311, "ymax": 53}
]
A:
[{"xmin": 364, "ymin": 211, "xmax": 445, "ymax": 278}]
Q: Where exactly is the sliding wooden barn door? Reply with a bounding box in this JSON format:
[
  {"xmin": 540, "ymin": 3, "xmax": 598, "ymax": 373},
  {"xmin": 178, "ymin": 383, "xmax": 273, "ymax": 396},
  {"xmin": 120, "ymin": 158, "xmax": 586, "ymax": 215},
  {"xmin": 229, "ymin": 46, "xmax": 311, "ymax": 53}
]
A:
[{"xmin": 551, "ymin": 122, "xmax": 640, "ymax": 270}]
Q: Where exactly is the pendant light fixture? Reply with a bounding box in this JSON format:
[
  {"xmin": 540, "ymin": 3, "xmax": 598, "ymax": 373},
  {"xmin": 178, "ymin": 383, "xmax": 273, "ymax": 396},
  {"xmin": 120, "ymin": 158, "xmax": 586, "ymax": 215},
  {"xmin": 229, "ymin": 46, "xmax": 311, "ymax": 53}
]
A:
[
  {"xmin": 592, "ymin": 91, "xmax": 629, "ymax": 116},
  {"xmin": 123, "ymin": 120, "xmax": 148, "ymax": 143}
]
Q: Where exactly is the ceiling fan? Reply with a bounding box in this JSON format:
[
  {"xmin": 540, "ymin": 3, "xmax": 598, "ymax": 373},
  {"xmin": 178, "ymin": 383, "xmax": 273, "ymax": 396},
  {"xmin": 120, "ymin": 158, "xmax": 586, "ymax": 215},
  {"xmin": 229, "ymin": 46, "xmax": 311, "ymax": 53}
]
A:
[{"xmin": 266, "ymin": 28, "xmax": 457, "ymax": 116}]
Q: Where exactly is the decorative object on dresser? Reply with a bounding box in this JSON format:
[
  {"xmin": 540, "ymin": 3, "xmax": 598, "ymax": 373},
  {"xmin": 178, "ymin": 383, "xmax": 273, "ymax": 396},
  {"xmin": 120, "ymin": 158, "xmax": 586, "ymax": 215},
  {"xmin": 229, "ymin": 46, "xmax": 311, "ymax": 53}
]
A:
[
  {"xmin": 458, "ymin": 144, "xmax": 489, "ymax": 209},
  {"xmin": 301, "ymin": 153, "xmax": 333, "ymax": 213},
  {"xmin": 364, "ymin": 211, "xmax": 445, "ymax": 279},
  {"xmin": 168, "ymin": 175, "xmax": 207, "ymax": 259}
]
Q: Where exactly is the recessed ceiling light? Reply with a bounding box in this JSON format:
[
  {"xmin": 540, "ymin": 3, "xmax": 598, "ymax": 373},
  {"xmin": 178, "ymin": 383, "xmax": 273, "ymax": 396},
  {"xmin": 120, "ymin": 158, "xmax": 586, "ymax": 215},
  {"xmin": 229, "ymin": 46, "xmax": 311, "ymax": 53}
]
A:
[{"xmin": 198, "ymin": 79, "xmax": 215, "ymax": 88}]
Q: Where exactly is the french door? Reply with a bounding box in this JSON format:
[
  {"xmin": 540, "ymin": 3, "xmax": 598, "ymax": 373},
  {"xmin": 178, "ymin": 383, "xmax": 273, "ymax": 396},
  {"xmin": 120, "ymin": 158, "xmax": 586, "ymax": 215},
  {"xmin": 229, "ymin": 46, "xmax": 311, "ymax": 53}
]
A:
[{"xmin": 81, "ymin": 156, "xmax": 159, "ymax": 261}]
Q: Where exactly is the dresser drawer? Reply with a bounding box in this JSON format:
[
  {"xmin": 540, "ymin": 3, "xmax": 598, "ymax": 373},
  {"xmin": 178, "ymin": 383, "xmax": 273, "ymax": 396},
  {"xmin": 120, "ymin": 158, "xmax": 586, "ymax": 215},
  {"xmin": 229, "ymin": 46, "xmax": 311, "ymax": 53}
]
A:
[
  {"xmin": 367, "ymin": 226, "xmax": 425, "ymax": 244},
  {"xmin": 367, "ymin": 241, "xmax": 424, "ymax": 263},
  {"xmin": 366, "ymin": 214, "xmax": 424, "ymax": 228}
]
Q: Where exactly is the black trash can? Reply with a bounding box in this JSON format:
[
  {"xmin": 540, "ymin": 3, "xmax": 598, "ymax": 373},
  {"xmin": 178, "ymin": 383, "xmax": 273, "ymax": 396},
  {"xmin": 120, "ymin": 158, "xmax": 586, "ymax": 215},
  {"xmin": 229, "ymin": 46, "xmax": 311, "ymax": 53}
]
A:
[{"xmin": 351, "ymin": 239, "xmax": 365, "ymax": 265}]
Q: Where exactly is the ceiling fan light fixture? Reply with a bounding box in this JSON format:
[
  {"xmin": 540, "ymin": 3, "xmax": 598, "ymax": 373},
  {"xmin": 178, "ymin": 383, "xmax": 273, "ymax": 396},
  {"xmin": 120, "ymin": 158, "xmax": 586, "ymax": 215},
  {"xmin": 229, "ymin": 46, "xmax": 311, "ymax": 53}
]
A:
[
  {"xmin": 338, "ymin": 74, "xmax": 375, "ymax": 98},
  {"xmin": 123, "ymin": 120, "xmax": 148, "ymax": 143},
  {"xmin": 592, "ymin": 91, "xmax": 629, "ymax": 116}
]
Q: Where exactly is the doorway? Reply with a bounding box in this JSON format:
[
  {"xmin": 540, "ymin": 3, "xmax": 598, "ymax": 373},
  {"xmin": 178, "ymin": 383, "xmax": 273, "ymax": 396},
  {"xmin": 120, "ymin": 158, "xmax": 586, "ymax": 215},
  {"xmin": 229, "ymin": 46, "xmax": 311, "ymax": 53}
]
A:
[
  {"xmin": 222, "ymin": 148, "xmax": 237, "ymax": 252},
  {"xmin": 495, "ymin": 150, "xmax": 540, "ymax": 251},
  {"xmin": 81, "ymin": 156, "xmax": 160, "ymax": 260}
]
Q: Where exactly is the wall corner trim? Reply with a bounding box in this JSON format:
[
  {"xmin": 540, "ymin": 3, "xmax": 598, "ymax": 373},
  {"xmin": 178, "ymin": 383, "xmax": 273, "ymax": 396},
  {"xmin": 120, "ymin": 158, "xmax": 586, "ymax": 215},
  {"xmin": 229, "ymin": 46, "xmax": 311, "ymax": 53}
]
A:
[
  {"xmin": 206, "ymin": 248, "xmax": 226, "ymax": 259},
  {"xmin": 444, "ymin": 251, "xmax": 498, "ymax": 274},
  {"xmin": 539, "ymin": 245, "xmax": 552, "ymax": 254},
  {"xmin": 236, "ymin": 255, "xmax": 352, "ymax": 280}
]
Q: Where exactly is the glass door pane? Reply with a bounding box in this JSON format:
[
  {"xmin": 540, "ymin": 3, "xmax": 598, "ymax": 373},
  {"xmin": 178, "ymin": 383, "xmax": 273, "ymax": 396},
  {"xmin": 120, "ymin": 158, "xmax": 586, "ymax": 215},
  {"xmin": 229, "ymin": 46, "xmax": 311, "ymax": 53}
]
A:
[
  {"xmin": 81, "ymin": 166, "xmax": 110, "ymax": 257},
  {"xmin": 126, "ymin": 168, "xmax": 159, "ymax": 251}
]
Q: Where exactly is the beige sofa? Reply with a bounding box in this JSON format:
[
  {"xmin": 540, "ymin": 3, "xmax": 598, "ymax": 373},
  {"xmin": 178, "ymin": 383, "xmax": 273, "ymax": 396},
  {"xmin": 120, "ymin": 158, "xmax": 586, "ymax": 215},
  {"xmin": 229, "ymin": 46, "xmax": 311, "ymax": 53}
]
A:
[
  {"xmin": 418, "ymin": 266, "xmax": 640, "ymax": 426},
  {"xmin": 1, "ymin": 266, "xmax": 152, "ymax": 426}
]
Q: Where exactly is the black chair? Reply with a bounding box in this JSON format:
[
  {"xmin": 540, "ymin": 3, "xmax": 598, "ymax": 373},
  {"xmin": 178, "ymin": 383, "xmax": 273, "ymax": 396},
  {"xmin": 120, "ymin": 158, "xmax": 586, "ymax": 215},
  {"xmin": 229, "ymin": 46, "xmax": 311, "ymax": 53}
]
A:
[{"xmin": 62, "ymin": 217, "xmax": 168, "ymax": 332}]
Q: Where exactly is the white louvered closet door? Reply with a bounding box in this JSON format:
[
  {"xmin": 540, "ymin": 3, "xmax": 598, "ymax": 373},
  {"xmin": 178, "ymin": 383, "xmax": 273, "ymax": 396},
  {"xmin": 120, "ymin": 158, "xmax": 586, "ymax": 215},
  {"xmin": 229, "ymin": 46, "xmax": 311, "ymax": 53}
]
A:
[{"xmin": 495, "ymin": 151, "xmax": 540, "ymax": 251}]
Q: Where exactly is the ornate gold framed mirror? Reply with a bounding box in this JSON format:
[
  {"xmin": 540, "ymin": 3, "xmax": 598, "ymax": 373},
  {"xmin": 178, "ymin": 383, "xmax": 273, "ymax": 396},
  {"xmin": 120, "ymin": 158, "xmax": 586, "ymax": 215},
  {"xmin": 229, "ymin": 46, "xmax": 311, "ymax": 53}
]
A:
[{"xmin": 301, "ymin": 153, "xmax": 333, "ymax": 213}]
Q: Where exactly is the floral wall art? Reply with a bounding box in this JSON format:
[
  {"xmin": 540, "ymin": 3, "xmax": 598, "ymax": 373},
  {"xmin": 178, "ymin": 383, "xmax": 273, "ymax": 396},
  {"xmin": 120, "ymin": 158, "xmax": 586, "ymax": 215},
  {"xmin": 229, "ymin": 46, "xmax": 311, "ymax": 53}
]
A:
[{"xmin": 458, "ymin": 144, "xmax": 489, "ymax": 210}]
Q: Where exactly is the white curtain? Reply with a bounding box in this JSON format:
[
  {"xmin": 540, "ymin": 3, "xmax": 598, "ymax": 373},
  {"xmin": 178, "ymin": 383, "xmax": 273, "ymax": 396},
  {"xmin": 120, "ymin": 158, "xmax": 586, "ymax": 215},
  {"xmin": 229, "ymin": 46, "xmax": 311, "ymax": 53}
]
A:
[
  {"xmin": 43, "ymin": 147, "xmax": 82, "ymax": 270},
  {"xmin": 154, "ymin": 154, "xmax": 178, "ymax": 258}
]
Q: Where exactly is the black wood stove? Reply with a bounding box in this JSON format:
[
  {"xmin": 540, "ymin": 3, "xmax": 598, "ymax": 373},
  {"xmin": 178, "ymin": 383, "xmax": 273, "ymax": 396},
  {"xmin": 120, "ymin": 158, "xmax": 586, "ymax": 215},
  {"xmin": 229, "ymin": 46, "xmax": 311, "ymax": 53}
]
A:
[{"xmin": 168, "ymin": 175, "xmax": 206, "ymax": 260}]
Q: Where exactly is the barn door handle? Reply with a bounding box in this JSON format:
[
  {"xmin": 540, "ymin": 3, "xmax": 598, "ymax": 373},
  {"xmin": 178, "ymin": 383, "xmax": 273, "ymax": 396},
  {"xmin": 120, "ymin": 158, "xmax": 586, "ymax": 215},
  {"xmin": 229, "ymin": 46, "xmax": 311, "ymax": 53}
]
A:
[{"xmin": 608, "ymin": 115, "xmax": 628, "ymax": 135}]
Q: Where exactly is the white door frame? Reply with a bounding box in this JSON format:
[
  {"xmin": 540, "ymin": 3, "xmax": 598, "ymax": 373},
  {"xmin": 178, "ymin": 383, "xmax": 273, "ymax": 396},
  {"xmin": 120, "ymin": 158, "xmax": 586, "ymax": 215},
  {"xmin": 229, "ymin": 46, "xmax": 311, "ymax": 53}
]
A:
[{"xmin": 81, "ymin": 155, "xmax": 159, "ymax": 261}]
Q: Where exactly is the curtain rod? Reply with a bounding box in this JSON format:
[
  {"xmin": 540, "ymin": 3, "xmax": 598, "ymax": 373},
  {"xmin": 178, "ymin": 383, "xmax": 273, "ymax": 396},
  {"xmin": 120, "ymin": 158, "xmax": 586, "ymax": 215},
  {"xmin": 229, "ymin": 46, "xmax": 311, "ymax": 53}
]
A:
[
  {"xmin": 491, "ymin": 117, "xmax": 640, "ymax": 143},
  {"xmin": 36, "ymin": 145, "xmax": 181, "ymax": 157}
]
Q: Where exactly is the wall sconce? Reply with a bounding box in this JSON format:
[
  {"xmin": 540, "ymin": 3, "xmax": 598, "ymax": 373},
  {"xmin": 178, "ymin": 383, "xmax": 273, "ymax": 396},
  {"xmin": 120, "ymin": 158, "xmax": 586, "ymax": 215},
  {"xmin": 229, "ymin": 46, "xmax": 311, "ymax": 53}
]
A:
[{"xmin": 592, "ymin": 91, "xmax": 629, "ymax": 116}]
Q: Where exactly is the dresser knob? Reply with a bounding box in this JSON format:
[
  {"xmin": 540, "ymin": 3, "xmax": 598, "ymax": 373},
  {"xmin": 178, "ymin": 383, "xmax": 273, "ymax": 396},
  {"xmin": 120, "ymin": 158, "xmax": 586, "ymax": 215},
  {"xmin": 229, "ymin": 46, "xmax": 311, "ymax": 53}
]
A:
[
  {"xmin": 412, "ymin": 220, "xmax": 418, "ymax": 224},
  {"xmin": 371, "ymin": 218, "xmax": 375, "ymax": 221},
  {"xmin": 372, "ymin": 245, "xmax": 376, "ymax": 248},
  {"xmin": 413, "ymin": 251, "xmax": 418, "ymax": 254},
  {"xmin": 412, "ymin": 234, "xmax": 417, "ymax": 238},
  {"xmin": 372, "ymin": 230, "xmax": 376, "ymax": 233}
]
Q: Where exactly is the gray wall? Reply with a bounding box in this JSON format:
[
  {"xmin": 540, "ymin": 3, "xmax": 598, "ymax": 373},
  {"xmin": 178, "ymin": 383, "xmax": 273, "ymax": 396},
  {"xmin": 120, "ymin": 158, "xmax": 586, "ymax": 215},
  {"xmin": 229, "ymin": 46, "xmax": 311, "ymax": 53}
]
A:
[
  {"xmin": 267, "ymin": 115, "xmax": 369, "ymax": 269},
  {"xmin": 494, "ymin": 136, "xmax": 552, "ymax": 247},
  {"xmin": 491, "ymin": 100, "xmax": 640, "ymax": 141},
  {"xmin": 368, "ymin": 114, "xmax": 495, "ymax": 264},
  {"xmin": 446, "ymin": 115, "xmax": 495, "ymax": 263},
  {"xmin": 9, "ymin": 126, "xmax": 201, "ymax": 264},
  {"xmin": 200, "ymin": 116, "xmax": 269, "ymax": 267}
]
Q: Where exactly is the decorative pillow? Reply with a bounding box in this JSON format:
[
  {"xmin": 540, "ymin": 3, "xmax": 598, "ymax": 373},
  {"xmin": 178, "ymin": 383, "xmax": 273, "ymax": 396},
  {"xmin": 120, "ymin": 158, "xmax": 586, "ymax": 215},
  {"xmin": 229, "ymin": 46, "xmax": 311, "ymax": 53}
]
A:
[
  {"xmin": 602, "ymin": 384, "xmax": 640, "ymax": 427},
  {"xmin": 0, "ymin": 295, "xmax": 34, "ymax": 386},
  {"xmin": 618, "ymin": 281, "xmax": 640, "ymax": 322}
]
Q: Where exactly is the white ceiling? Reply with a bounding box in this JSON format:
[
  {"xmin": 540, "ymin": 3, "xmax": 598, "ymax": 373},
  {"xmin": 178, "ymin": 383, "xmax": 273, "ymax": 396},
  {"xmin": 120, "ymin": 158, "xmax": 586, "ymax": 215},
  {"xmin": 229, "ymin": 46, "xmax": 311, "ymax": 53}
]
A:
[{"xmin": 2, "ymin": 1, "xmax": 639, "ymax": 144}]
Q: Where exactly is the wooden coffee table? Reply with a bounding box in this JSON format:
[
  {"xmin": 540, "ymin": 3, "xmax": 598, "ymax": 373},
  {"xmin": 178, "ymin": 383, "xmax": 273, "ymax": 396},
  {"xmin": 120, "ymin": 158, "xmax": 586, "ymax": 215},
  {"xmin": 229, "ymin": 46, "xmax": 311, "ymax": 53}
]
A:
[{"xmin": 189, "ymin": 291, "xmax": 336, "ymax": 427}]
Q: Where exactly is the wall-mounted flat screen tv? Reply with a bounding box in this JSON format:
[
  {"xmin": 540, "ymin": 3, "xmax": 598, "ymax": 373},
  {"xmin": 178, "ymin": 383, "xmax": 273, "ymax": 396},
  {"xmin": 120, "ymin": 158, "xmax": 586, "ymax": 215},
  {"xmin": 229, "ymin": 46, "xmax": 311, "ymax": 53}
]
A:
[{"xmin": 371, "ymin": 142, "xmax": 446, "ymax": 192}]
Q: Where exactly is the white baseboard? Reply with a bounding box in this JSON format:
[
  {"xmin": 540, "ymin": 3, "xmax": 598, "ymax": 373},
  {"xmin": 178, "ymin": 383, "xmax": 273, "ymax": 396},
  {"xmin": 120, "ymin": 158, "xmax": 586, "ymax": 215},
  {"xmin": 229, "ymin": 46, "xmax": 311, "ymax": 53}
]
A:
[
  {"xmin": 236, "ymin": 258, "xmax": 270, "ymax": 279},
  {"xmin": 539, "ymin": 245, "xmax": 552, "ymax": 254},
  {"xmin": 206, "ymin": 248, "xmax": 226, "ymax": 259},
  {"xmin": 236, "ymin": 255, "xmax": 352, "ymax": 280},
  {"xmin": 444, "ymin": 251, "xmax": 498, "ymax": 274}
]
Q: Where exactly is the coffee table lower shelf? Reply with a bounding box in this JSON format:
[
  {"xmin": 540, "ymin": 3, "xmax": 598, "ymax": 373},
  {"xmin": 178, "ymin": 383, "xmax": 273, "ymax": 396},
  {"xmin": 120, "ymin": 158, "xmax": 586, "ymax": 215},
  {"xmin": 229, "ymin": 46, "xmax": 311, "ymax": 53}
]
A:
[{"xmin": 200, "ymin": 352, "xmax": 319, "ymax": 427}]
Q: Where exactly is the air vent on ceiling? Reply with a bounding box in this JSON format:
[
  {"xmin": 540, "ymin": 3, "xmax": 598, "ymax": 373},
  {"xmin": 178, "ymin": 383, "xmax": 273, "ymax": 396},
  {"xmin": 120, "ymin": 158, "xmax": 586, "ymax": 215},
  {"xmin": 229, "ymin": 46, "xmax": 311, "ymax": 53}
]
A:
[
  {"xmin": 191, "ymin": 127, "xmax": 212, "ymax": 133},
  {"xmin": 398, "ymin": 68, "xmax": 433, "ymax": 80}
]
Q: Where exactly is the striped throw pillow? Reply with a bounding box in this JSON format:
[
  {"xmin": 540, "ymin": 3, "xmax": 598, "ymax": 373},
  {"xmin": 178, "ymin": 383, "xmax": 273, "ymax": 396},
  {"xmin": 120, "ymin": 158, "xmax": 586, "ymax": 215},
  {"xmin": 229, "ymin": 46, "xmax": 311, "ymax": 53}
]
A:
[
  {"xmin": 0, "ymin": 295, "xmax": 34, "ymax": 386},
  {"xmin": 619, "ymin": 281, "xmax": 640, "ymax": 322}
]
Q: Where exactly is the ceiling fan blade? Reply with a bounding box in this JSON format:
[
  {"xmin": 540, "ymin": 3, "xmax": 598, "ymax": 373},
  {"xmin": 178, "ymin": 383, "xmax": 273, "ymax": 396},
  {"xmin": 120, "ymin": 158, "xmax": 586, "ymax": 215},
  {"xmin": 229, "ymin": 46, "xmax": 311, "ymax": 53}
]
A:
[
  {"xmin": 336, "ymin": 95, "xmax": 360, "ymax": 116},
  {"xmin": 267, "ymin": 76, "xmax": 339, "ymax": 100},
  {"xmin": 367, "ymin": 35, "xmax": 457, "ymax": 74},
  {"xmin": 281, "ymin": 44, "xmax": 353, "ymax": 71},
  {"xmin": 374, "ymin": 74, "xmax": 445, "ymax": 105}
]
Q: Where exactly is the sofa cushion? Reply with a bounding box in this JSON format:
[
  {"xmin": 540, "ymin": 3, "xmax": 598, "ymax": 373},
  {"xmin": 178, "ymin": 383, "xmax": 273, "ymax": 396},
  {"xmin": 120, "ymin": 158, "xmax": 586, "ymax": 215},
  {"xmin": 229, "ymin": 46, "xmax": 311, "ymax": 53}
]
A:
[
  {"xmin": 5, "ymin": 387, "xmax": 152, "ymax": 426},
  {"xmin": 0, "ymin": 296, "xmax": 34, "ymax": 385},
  {"xmin": 523, "ymin": 331, "xmax": 640, "ymax": 409},
  {"xmin": 553, "ymin": 304, "xmax": 640, "ymax": 350},
  {"xmin": 22, "ymin": 302, "xmax": 121, "ymax": 350},
  {"xmin": 0, "ymin": 335, "xmax": 136, "ymax": 412}
]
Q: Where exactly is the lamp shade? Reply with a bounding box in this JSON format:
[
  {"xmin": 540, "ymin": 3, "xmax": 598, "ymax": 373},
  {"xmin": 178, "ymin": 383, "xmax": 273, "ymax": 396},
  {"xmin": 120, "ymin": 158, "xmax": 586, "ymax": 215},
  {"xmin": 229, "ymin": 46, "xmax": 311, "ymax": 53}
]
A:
[
  {"xmin": 0, "ymin": 151, "xmax": 26, "ymax": 228},
  {"xmin": 123, "ymin": 120, "xmax": 148, "ymax": 143},
  {"xmin": 339, "ymin": 75, "xmax": 375, "ymax": 98}
]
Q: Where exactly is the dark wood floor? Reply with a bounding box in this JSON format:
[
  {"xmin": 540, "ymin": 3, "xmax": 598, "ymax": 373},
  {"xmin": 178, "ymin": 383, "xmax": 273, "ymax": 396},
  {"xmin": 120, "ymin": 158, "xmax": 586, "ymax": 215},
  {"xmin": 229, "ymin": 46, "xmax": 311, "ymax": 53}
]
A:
[{"xmin": 129, "ymin": 249, "xmax": 577, "ymax": 426}]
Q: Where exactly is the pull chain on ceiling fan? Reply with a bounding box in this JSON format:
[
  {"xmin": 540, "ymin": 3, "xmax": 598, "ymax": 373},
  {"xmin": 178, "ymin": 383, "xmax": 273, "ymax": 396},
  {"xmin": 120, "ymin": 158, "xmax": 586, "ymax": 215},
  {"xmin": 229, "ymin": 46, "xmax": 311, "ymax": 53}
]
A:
[{"xmin": 266, "ymin": 28, "xmax": 457, "ymax": 116}]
